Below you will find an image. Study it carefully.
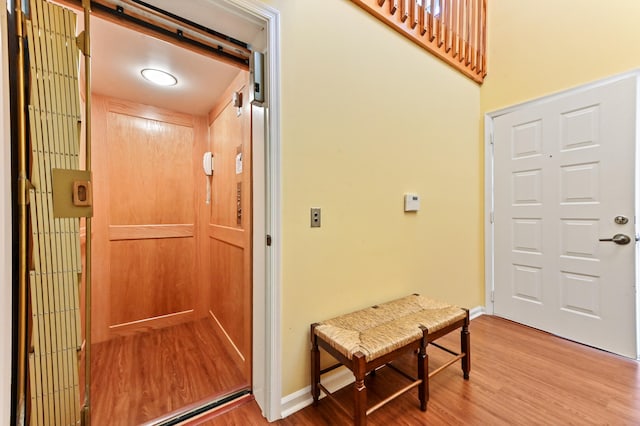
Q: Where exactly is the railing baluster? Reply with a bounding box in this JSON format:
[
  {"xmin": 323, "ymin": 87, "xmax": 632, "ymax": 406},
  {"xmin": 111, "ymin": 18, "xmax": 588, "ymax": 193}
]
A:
[
  {"xmin": 479, "ymin": 0, "xmax": 486, "ymax": 76},
  {"xmin": 411, "ymin": 0, "xmax": 419, "ymax": 29},
  {"xmin": 465, "ymin": 0, "xmax": 471, "ymax": 65},
  {"xmin": 451, "ymin": 0, "xmax": 461, "ymax": 58},
  {"xmin": 470, "ymin": 0, "xmax": 477, "ymax": 70},
  {"xmin": 401, "ymin": 0, "xmax": 409, "ymax": 22},
  {"xmin": 420, "ymin": 0, "xmax": 427, "ymax": 35},
  {"xmin": 443, "ymin": 0, "xmax": 449, "ymax": 52},
  {"xmin": 352, "ymin": 0, "xmax": 485, "ymax": 83},
  {"xmin": 476, "ymin": 0, "xmax": 482, "ymax": 71},
  {"xmin": 439, "ymin": 0, "xmax": 446, "ymax": 48},
  {"xmin": 460, "ymin": 0, "xmax": 466, "ymax": 63},
  {"xmin": 429, "ymin": 0, "xmax": 436, "ymax": 40}
]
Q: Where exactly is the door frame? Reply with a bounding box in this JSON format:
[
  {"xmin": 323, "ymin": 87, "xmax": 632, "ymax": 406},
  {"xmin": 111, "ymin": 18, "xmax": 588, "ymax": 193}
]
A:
[
  {"xmin": 222, "ymin": 0, "xmax": 282, "ymax": 421},
  {"xmin": 484, "ymin": 69, "xmax": 640, "ymax": 359}
]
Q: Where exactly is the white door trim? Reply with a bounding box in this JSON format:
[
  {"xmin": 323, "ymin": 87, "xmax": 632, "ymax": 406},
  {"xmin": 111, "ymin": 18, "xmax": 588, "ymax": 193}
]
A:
[
  {"xmin": 484, "ymin": 69, "xmax": 640, "ymax": 358},
  {"xmin": 221, "ymin": 0, "xmax": 282, "ymax": 421},
  {"xmin": 484, "ymin": 113, "xmax": 495, "ymax": 315}
]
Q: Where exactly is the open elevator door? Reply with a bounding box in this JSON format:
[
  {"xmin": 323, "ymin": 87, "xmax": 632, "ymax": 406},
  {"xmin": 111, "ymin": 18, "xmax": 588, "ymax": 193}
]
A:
[
  {"xmin": 17, "ymin": 0, "xmax": 264, "ymax": 422},
  {"xmin": 15, "ymin": 0, "xmax": 93, "ymax": 424}
]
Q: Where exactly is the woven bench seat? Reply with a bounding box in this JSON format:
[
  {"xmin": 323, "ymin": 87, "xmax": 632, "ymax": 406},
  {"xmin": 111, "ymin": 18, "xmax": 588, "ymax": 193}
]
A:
[
  {"xmin": 310, "ymin": 294, "xmax": 470, "ymax": 426},
  {"xmin": 314, "ymin": 296, "xmax": 467, "ymax": 362}
]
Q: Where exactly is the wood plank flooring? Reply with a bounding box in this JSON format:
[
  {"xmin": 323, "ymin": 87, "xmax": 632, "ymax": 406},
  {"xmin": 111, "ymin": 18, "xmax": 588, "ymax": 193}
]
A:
[
  {"xmin": 91, "ymin": 318, "xmax": 249, "ymax": 425},
  {"xmin": 198, "ymin": 315, "xmax": 640, "ymax": 425}
]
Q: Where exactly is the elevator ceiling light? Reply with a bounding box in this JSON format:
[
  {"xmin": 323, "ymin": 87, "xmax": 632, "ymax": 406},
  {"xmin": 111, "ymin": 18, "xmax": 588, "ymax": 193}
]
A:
[{"xmin": 140, "ymin": 68, "xmax": 178, "ymax": 86}]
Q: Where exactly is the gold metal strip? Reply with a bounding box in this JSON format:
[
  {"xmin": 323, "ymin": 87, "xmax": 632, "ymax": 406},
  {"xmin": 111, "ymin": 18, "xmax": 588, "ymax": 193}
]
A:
[
  {"xmin": 27, "ymin": 122, "xmax": 47, "ymax": 426},
  {"xmin": 28, "ymin": 353, "xmax": 40, "ymax": 426},
  {"xmin": 47, "ymin": 6, "xmax": 75, "ymax": 420},
  {"xmin": 60, "ymin": 15, "xmax": 82, "ymax": 363},
  {"xmin": 44, "ymin": 10, "xmax": 69, "ymax": 424},
  {"xmin": 56, "ymin": 16, "xmax": 79, "ymax": 405},
  {"xmin": 65, "ymin": 10, "xmax": 84, "ymax": 321},
  {"xmin": 66, "ymin": 18, "xmax": 83, "ymax": 411},
  {"xmin": 16, "ymin": 1, "xmax": 29, "ymax": 422},
  {"xmin": 30, "ymin": 161, "xmax": 47, "ymax": 426},
  {"xmin": 30, "ymin": 1, "xmax": 64, "ymax": 422},
  {"xmin": 80, "ymin": 0, "xmax": 93, "ymax": 423},
  {"xmin": 62, "ymin": 4, "xmax": 82, "ymax": 422},
  {"xmin": 27, "ymin": 17, "xmax": 56, "ymax": 424},
  {"xmin": 29, "ymin": 272, "xmax": 43, "ymax": 426},
  {"xmin": 49, "ymin": 4, "xmax": 74, "ymax": 423}
]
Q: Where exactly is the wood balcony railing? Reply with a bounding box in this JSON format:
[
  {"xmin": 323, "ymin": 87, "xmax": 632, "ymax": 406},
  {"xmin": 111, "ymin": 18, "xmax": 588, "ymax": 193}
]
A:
[{"xmin": 352, "ymin": 0, "xmax": 487, "ymax": 83}]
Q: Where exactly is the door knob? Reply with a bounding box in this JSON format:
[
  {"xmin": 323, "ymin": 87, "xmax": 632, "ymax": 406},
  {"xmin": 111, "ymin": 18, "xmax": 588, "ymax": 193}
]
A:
[{"xmin": 599, "ymin": 234, "xmax": 632, "ymax": 245}]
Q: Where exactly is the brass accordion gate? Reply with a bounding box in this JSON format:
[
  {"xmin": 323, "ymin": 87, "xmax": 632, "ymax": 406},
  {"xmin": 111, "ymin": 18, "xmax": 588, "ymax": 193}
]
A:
[{"xmin": 17, "ymin": 0, "xmax": 92, "ymax": 424}]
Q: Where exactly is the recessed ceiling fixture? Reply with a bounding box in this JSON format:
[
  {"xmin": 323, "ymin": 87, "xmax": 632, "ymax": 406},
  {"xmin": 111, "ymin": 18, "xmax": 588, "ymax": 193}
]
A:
[{"xmin": 140, "ymin": 68, "xmax": 178, "ymax": 86}]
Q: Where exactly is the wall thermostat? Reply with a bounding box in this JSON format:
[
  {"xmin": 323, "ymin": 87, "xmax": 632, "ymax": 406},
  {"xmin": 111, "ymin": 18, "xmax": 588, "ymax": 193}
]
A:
[{"xmin": 404, "ymin": 194, "xmax": 420, "ymax": 212}]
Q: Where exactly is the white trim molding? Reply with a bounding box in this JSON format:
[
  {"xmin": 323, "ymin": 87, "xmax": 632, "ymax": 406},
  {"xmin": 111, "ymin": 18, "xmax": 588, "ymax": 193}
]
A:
[
  {"xmin": 222, "ymin": 0, "xmax": 283, "ymax": 421},
  {"xmin": 469, "ymin": 305, "xmax": 485, "ymax": 320},
  {"xmin": 484, "ymin": 113, "xmax": 495, "ymax": 315}
]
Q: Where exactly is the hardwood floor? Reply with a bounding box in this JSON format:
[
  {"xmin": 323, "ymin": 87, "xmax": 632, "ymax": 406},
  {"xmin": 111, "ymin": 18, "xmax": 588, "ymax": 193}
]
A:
[
  {"xmin": 198, "ymin": 315, "xmax": 640, "ymax": 425},
  {"xmin": 91, "ymin": 317, "xmax": 249, "ymax": 425}
]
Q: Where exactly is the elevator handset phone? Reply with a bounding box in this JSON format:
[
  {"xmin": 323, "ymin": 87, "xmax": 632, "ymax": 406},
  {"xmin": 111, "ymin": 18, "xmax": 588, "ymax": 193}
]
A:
[
  {"xmin": 203, "ymin": 151, "xmax": 214, "ymax": 176},
  {"xmin": 203, "ymin": 152, "xmax": 214, "ymax": 204}
]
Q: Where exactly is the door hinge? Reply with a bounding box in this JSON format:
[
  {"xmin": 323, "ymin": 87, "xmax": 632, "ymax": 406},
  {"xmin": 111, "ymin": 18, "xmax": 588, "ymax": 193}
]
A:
[
  {"xmin": 489, "ymin": 132, "xmax": 495, "ymax": 156},
  {"xmin": 76, "ymin": 31, "xmax": 90, "ymax": 56},
  {"xmin": 490, "ymin": 211, "xmax": 494, "ymax": 224},
  {"xmin": 18, "ymin": 177, "xmax": 31, "ymax": 206},
  {"xmin": 266, "ymin": 234, "xmax": 272, "ymax": 246},
  {"xmin": 491, "ymin": 290, "xmax": 495, "ymax": 302}
]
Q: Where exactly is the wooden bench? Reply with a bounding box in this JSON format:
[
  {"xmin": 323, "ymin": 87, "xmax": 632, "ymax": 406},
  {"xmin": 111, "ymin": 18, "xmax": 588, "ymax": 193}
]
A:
[{"xmin": 310, "ymin": 294, "xmax": 470, "ymax": 425}]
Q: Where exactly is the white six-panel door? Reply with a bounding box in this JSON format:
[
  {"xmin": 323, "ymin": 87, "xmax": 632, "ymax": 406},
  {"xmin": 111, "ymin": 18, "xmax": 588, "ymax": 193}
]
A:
[{"xmin": 493, "ymin": 75, "xmax": 638, "ymax": 358}]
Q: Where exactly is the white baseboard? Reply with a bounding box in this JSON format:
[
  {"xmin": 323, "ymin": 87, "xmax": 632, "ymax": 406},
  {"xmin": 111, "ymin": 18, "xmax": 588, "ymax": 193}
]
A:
[
  {"xmin": 280, "ymin": 366, "xmax": 354, "ymax": 418},
  {"xmin": 280, "ymin": 305, "xmax": 485, "ymax": 418},
  {"xmin": 469, "ymin": 305, "xmax": 485, "ymax": 320}
]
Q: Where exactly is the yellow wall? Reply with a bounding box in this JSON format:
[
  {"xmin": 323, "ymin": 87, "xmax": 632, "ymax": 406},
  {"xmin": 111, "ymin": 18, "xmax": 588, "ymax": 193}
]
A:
[
  {"xmin": 262, "ymin": 0, "xmax": 483, "ymax": 395},
  {"xmin": 268, "ymin": 0, "xmax": 640, "ymax": 398},
  {"xmin": 482, "ymin": 0, "xmax": 640, "ymax": 112}
]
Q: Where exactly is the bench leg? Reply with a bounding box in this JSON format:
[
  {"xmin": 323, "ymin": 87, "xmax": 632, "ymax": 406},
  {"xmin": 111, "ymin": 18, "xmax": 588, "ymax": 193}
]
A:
[
  {"xmin": 418, "ymin": 326, "xmax": 429, "ymax": 411},
  {"xmin": 310, "ymin": 324, "xmax": 320, "ymax": 405},
  {"xmin": 353, "ymin": 352, "xmax": 367, "ymax": 426},
  {"xmin": 461, "ymin": 313, "xmax": 471, "ymax": 380}
]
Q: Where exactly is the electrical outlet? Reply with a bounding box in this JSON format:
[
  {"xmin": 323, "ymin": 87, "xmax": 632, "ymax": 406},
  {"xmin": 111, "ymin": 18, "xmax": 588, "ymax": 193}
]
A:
[{"xmin": 310, "ymin": 208, "xmax": 321, "ymax": 228}]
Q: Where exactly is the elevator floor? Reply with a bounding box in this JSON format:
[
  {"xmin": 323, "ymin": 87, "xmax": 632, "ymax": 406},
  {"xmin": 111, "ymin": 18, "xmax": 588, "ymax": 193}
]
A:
[{"xmin": 90, "ymin": 317, "xmax": 249, "ymax": 425}]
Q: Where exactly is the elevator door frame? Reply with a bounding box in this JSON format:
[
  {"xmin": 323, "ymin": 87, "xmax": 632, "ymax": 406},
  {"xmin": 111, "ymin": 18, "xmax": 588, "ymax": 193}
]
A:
[
  {"xmin": 2, "ymin": 0, "xmax": 284, "ymax": 423},
  {"xmin": 86, "ymin": 0, "xmax": 282, "ymax": 421},
  {"xmin": 218, "ymin": 1, "xmax": 283, "ymax": 420}
]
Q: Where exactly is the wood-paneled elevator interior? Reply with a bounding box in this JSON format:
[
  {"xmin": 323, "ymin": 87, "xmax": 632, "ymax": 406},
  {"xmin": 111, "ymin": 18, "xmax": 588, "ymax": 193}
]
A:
[{"xmin": 79, "ymin": 9, "xmax": 255, "ymax": 425}]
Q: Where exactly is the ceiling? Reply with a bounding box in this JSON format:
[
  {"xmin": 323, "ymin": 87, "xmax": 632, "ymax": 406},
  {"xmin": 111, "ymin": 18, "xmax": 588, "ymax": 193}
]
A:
[{"xmin": 87, "ymin": 1, "xmax": 264, "ymax": 116}]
